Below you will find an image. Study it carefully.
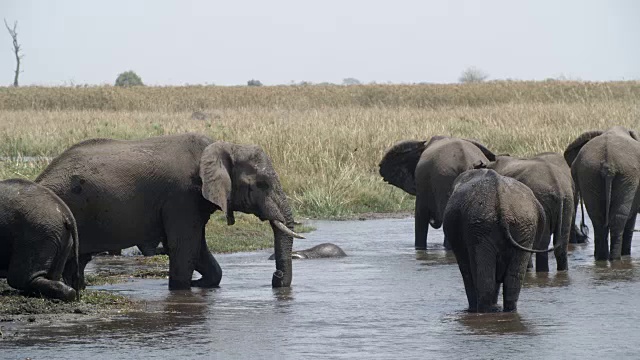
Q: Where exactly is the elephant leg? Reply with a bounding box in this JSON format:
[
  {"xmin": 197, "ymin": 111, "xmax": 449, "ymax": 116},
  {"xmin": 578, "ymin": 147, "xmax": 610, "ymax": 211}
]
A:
[
  {"xmin": 26, "ymin": 277, "xmax": 77, "ymax": 301},
  {"xmin": 535, "ymin": 252, "xmax": 549, "ymax": 273},
  {"xmin": 526, "ymin": 255, "xmax": 533, "ymax": 271},
  {"xmin": 622, "ymin": 213, "xmax": 637, "ymax": 256},
  {"xmin": 162, "ymin": 201, "xmax": 215, "ymax": 290},
  {"xmin": 535, "ymin": 227, "xmax": 551, "ymax": 272},
  {"xmin": 414, "ymin": 197, "xmax": 429, "ymax": 250},
  {"xmin": 191, "ymin": 231, "xmax": 222, "ymax": 288},
  {"xmin": 443, "ymin": 236, "xmax": 452, "ymax": 250},
  {"xmin": 7, "ymin": 237, "xmax": 76, "ymax": 301},
  {"xmin": 455, "ymin": 251, "xmax": 477, "ymax": 312},
  {"xmin": 78, "ymin": 253, "xmax": 92, "ymax": 289},
  {"xmin": 502, "ymin": 252, "xmax": 529, "ymax": 312},
  {"xmin": 64, "ymin": 253, "xmax": 92, "ymax": 290},
  {"xmin": 473, "ymin": 243, "xmax": 498, "ymax": 313},
  {"xmin": 592, "ymin": 223, "xmax": 610, "ymax": 261},
  {"xmin": 609, "ymin": 214, "xmax": 629, "ymax": 261}
]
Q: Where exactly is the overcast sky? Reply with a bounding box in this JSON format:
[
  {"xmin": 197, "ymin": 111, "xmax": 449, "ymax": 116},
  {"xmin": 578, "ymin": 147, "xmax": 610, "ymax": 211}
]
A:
[{"xmin": 1, "ymin": 0, "xmax": 638, "ymax": 86}]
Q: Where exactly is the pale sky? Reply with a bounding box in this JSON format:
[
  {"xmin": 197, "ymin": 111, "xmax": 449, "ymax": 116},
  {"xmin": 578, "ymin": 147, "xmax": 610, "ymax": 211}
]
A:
[{"xmin": 1, "ymin": 0, "xmax": 638, "ymax": 86}]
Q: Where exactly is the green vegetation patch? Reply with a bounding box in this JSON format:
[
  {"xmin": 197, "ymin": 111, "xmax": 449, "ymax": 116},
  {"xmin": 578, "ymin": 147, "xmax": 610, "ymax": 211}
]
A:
[{"xmin": 0, "ymin": 280, "xmax": 138, "ymax": 318}]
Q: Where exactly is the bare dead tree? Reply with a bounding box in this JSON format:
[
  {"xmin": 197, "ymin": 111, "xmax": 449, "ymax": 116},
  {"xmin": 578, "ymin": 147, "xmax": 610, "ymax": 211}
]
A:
[{"xmin": 4, "ymin": 19, "xmax": 23, "ymax": 87}]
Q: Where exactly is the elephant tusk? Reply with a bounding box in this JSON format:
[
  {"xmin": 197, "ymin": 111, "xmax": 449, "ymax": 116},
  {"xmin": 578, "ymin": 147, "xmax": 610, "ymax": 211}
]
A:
[{"xmin": 272, "ymin": 220, "xmax": 306, "ymax": 239}]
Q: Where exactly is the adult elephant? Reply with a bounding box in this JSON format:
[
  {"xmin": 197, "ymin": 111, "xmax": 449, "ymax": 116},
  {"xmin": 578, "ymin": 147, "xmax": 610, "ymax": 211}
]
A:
[
  {"xmin": 564, "ymin": 126, "xmax": 640, "ymax": 261},
  {"xmin": 268, "ymin": 243, "xmax": 347, "ymax": 260},
  {"xmin": 0, "ymin": 179, "xmax": 80, "ymax": 301},
  {"xmin": 379, "ymin": 136, "xmax": 496, "ymax": 250},
  {"xmin": 443, "ymin": 169, "xmax": 556, "ymax": 312},
  {"xmin": 36, "ymin": 133, "xmax": 304, "ymax": 290},
  {"xmin": 484, "ymin": 152, "xmax": 585, "ymax": 272}
]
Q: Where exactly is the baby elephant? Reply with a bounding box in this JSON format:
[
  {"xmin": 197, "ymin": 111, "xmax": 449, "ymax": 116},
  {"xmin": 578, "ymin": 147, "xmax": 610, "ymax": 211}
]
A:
[
  {"xmin": 268, "ymin": 243, "xmax": 346, "ymax": 260},
  {"xmin": 0, "ymin": 179, "xmax": 80, "ymax": 301},
  {"xmin": 443, "ymin": 169, "xmax": 556, "ymax": 312}
]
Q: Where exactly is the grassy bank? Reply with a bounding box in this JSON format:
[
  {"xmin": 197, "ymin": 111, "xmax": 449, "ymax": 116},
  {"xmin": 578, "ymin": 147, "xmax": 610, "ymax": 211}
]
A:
[{"xmin": 0, "ymin": 81, "xmax": 638, "ymax": 221}]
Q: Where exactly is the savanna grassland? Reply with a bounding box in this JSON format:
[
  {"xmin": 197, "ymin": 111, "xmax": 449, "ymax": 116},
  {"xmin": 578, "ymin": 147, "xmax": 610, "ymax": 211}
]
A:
[{"xmin": 0, "ymin": 81, "xmax": 638, "ymax": 253}]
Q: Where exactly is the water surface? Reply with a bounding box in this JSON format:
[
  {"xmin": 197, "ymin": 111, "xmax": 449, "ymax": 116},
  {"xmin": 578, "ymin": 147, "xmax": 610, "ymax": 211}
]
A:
[{"xmin": 2, "ymin": 217, "xmax": 640, "ymax": 359}]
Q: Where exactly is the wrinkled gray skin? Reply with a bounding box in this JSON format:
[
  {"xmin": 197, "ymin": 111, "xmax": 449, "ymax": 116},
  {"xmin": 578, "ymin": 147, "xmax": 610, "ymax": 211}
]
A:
[
  {"xmin": 443, "ymin": 169, "xmax": 552, "ymax": 312},
  {"xmin": 484, "ymin": 152, "xmax": 585, "ymax": 272},
  {"xmin": 268, "ymin": 243, "xmax": 347, "ymax": 260},
  {"xmin": 564, "ymin": 126, "xmax": 640, "ymax": 261},
  {"xmin": 379, "ymin": 136, "xmax": 496, "ymax": 250},
  {"xmin": 36, "ymin": 134, "xmax": 300, "ymax": 289},
  {"xmin": 0, "ymin": 179, "xmax": 80, "ymax": 301}
]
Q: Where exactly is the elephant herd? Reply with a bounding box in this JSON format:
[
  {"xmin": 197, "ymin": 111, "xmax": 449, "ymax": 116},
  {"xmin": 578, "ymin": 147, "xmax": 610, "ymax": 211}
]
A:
[
  {"xmin": 380, "ymin": 126, "xmax": 640, "ymax": 312},
  {"xmin": 0, "ymin": 126, "xmax": 637, "ymax": 314}
]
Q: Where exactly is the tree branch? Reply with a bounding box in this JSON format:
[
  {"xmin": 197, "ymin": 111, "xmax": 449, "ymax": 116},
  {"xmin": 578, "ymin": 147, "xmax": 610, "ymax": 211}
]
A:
[{"xmin": 4, "ymin": 18, "xmax": 23, "ymax": 87}]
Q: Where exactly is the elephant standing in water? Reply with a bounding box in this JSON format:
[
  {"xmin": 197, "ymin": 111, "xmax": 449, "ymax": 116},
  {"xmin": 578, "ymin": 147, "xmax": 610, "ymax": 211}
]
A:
[
  {"xmin": 36, "ymin": 134, "xmax": 304, "ymax": 290},
  {"xmin": 485, "ymin": 152, "xmax": 587, "ymax": 272},
  {"xmin": 268, "ymin": 243, "xmax": 347, "ymax": 260},
  {"xmin": 379, "ymin": 136, "xmax": 496, "ymax": 250},
  {"xmin": 564, "ymin": 126, "xmax": 640, "ymax": 261},
  {"xmin": 0, "ymin": 179, "xmax": 80, "ymax": 301},
  {"xmin": 444, "ymin": 169, "xmax": 555, "ymax": 312}
]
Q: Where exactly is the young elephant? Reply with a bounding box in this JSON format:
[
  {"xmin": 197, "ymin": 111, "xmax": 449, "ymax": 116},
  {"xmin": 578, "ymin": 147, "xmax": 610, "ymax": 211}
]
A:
[
  {"xmin": 443, "ymin": 169, "xmax": 555, "ymax": 312},
  {"xmin": 268, "ymin": 243, "xmax": 347, "ymax": 260},
  {"xmin": 0, "ymin": 179, "xmax": 80, "ymax": 301}
]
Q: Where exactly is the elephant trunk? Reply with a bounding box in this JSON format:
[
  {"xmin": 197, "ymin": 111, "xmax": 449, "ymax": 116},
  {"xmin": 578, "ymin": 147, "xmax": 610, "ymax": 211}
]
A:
[{"xmin": 269, "ymin": 188, "xmax": 296, "ymax": 288}]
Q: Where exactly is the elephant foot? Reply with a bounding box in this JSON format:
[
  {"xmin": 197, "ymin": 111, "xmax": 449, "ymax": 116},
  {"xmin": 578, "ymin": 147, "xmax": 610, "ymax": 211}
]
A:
[
  {"xmin": 191, "ymin": 278, "xmax": 220, "ymax": 288},
  {"xmin": 168, "ymin": 278, "xmax": 192, "ymax": 290},
  {"xmin": 503, "ymin": 301, "xmax": 517, "ymax": 312}
]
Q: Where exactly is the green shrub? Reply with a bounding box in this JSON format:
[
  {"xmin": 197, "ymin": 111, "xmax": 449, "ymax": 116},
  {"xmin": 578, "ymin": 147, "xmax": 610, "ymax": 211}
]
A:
[{"xmin": 115, "ymin": 71, "xmax": 144, "ymax": 87}]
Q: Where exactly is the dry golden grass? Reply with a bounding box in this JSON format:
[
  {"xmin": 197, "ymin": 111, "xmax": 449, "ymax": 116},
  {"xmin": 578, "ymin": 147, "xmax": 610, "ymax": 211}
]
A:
[{"xmin": 0, "ymin": 81, "xmax": 638, "ymax": 218}]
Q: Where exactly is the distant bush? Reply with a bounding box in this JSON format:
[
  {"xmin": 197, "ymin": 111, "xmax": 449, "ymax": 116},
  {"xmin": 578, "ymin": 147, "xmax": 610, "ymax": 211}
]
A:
[
  {"xmin": 115, "ymin": 71, "xmax": 144, "ymax": 87},
  {"xmin": 247, "ymin": 79, "xmax": 263, "ymax": 86},
  {"xmin": 342, "ymin": 78, "xmax": 362, "ymax": 86},
  {"xmin": 459, "ymin": 67, "xmax": 489, "ymax": 83}
]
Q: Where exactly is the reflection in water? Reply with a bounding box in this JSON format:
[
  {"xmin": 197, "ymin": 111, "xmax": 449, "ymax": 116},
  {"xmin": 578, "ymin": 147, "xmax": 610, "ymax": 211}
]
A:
[
  {"xmin": 3, "ymin": 216, "xmax": 640, "ymax": 359},
  {"xmin": 589, "ymin": 258, "xmax": 637, "ymax": 284},
  {"xmin": 524, "ymin": 271, "xmax": 571, "ymax": 289},
  {"xmin": 272, "ymin": 287, "xmax": 295, "ymax": 302},
  {"xmin": 455, "ymin": 311, "xmax": 533, "ymax": 335},
  {"xmin": 415, "ymin": 249, "xmax": 457, "ymax": 265}
]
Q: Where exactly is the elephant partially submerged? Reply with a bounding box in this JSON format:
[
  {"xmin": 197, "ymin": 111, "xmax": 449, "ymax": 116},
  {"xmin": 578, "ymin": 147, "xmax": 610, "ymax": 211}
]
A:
[
  {"xmin": 268, "ymin": 243, "xmax": 347, "ymax": 260},
  {"xmin": 0, "ymin": 179, "xmax": 80, "ymax": 301},
  {"xmin": 485, "ymin": 152, "xmax": 586, "ymax": 272},
  {"xmin": 36, "ymin": 134, "xmax": 304, "ymax": 290},
  {"xmin": 564, "ymin": 126, "xmax": 640, "ymax": 261},
  {"xmin": 379, "ymin": 136, "xmax": 496, "ymax": 250},
  {"xmin": 444, "ymin": 169, "xmax": 556, "ymax": 312}
]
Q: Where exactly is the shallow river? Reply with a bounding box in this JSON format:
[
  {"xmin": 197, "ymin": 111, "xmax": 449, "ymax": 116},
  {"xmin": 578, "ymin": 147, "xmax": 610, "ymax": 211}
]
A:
[{"xmin": 3, "ymin": 216, "xmax": 640, "ymax": 359}]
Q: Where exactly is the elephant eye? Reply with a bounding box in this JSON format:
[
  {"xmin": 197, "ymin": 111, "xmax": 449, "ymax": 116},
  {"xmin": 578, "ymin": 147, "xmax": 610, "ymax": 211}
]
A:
[{"xmin": 256, "ymin": 180, "xmax": 269, "ymax": 190}]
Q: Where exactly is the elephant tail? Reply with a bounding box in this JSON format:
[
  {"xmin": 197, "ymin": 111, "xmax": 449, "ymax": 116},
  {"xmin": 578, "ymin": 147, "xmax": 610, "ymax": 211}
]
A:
[
  {"xmin": 505, "ymin": 226, "xmax": 560, "ymax": 253},
  {"xmin": 497, "ymin": 188, "xmax": 559, "ymax": 254},
  {"xmin": 603, "ymin": 165, "xmax": 614, "ymax": 228},
  {"xmin": 65, "ymin": 219, "xmax": 81, "ymax": 301}
]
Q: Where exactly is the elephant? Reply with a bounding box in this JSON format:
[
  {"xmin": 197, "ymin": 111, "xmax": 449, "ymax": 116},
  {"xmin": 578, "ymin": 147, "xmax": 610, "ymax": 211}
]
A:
[
  {"xmin": 268, "ymin": 243, "xmax": 347, "ymax": 260},
  {"xmin": 564, "ymin": 126, "xmax": 640, "ymax": 261},
  {"xmin": 35, "ymin": 133, "xmax": 304, "ymax": 290},
  {"xmin": 443, "ymin": 169, "xmax": 556, "ymax": 312},
  {"xmin": 484, "ymin": 152, "xmax": 585, "ymax": 272},
  {"xmin": 379, "ymin": 136, "xmax": 496, "ymax": 250},
  {"xmin": 0, "ymin": 179, "xmax": 80, "ymax": 301}
]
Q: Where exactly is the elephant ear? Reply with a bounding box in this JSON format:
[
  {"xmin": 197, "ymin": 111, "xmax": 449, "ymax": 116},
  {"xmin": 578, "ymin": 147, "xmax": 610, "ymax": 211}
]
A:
[
  {"xmin": 379, "ymin": 140, "xmax": 428, "ymax": 195},
  {"xmin": 200, "ymin": 142, "xmax": 235, "ymax": 225},
  {"xmin": 463, "ymin": 139, "xmax": 496, "ymax": 161},
  {"xmin": 563, "ymin": 131, "xmax": 603, "ymax": 167}
]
